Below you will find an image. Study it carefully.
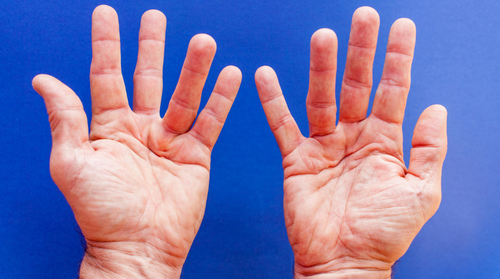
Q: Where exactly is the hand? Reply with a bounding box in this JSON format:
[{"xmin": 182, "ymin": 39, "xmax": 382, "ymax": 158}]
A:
[
  {"xmin": 33, "ymin": 5, "xmax": 241, "ymax": 278},
  {"xmin": 255, "ymin": 7, "xmax": 447, "ymax": 279}
]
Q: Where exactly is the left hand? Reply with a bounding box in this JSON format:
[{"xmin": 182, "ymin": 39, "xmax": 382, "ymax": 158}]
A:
[{"xmin": 255, "ymin": 7, "xmax": 447, "ymax": 278}]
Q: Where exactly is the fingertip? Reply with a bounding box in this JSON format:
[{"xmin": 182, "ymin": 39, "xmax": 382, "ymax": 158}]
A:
[
  {"xmin": 222, "ymin": 65, "xmax": 243, "ymax": 83},
  {"xmin": 255, "ymin": 65, "xmax": 276, "ymax": 82},
  {"xmin": 143, "ymin": 9, "xmax": 166, "ymax": 21},
  {"xmin": 32, "ymin": 74, "xmax": 57, "ymax": 96},
  {"xmin": 189, "ymin": 33, "xmax": 217, "ymax": 56},
  {"xmin": 255, "ymin": 66, "xmax": 280, "ymax": 95},
  {"xmin": 392, "ymin": 18, "xmax": 416, "ymax": 35},
  {"xmin": 219, "ymin": 66, "xmax": 242, "ymax": 99},
  {"xmin": 32, "ymin": 74, "xmax": 45, "ymax": 89},
  {"xmin": 412, "ymin": 105, "xmax": 448, "ymax": 149},
  {"xmin": 385, "ymin": 18, "xmax": 416, "ymax": 58},
  {"xmin": 348, "ymin": 6, "xmax": 380, "ymax": 47},
  {"xmin": 420, "ymin": 104, "xmax": 448, "ymax": 122},
  {"xmin": 310, "ymin": 28, "xmax": 338, "ymax": 71},
  {"xmin": 353, "ymin": 6, "xmax": 380, "ymax": 26},
  {"xmin": 92, "ymin": 5, "xmax": 120, "ymax": 41},
  {"xmin": 138, "ymin": 10, "xmax": 166, "ymax": 42},
  {"xmin": 311, "ymin": 28, "xmax": 337, "ymax": 51},
  {"xmin": 93, "ymin": 5, "xmax": 117, "ymax": 20},
  {"xmin": 389, "ymin": 19, "xmax": 417, "ymax": 48},
  {"xmin": 311, "ymin": 28, "xmax": 337, "ymax": 42},
  {"xmin": 142, "ymin": 9, "xmax": 167, "ymax": 27},
  {"xmin": 427, "ymin": 104, "xmax": 447, "ymax": 114}
]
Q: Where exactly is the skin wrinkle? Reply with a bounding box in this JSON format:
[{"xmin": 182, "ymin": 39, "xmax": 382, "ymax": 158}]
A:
[
  {"xmin": 35, "ymin": 6, "xmax": 245, "ymax": 277},
  {"xmin": 128, "ymin": 146, "xmax": 156, "ymax": 236},
  {"xmin": 309, "ymin": 63, "xmax": 336, "ymax": 72},
  {"xmin": 370, "ymin": 122, "xmax": 401, "ymax": 145},
  {"xmin": 134, "ymin": 67, "xmax": 163, "ymax": 79},
  {"xmin": 298, "ymin": 148, "xmax": 318, "ymax": 174},
  {"xmin": 170, "ymin": 94, "xmax": 199, "ymax": 112},
  {"xmin": 384, "ymin": 50, "xmax": 413, "ymax": 61},
  {"xmin": 135, "ymin": 107, "xmax": 160, "ymax": 116},
  {"xmin": 292, "ymin": 216, "xmax": 315, "ymax": 257},
  {"xmin": 93, "ymin": 175, "xmax": 188, "ymax": 264},
  {"xmin": 320, "ymin": 157, "xmax": 398, "ymax": 267},
  {"xmin": 337, "ymin": 231, "xmax": 357, "ymax": 262},
  {"xmin": 260, "ymin": 87, "xmax": 283, "ymax": 104},
  {"xmin": 48, "ymin": 109, "xmax": 82, "ymax": 137},
  {"xmin": 309, "ymin": 125, "xmax": 336, "ymax": 137},
  {"xmin": 284, "ymin": 143, "xmax": 337, "ymax": 179},
  {"xmin": 181, "ymin": 64, "xmax": 210, "ymax": 78},
  {"xmin": 172, "ymin": 133, "xmax": 211, "ymax": 171},
  {"xmin": 337, "ymin": 123, "xmax": 364, "ymax": 155},
  {"xmin": 162, "ymin": 119, "xmax": 184, "ymax": 135},
  {"xmin": 327, "ymin": 164, "xmax": 355, "ymax": 263},
  {"xmin": 379, "ymin": 71, "xmax": 410, "ymax": 88},
  {"xmin": 92, "ymin": 106, "xmax": 130, "ymax": 118},
  {"xmin": 211, "ymin": 89, "xmax": 234, "ymax": 104},
  {"xmin": 314, "ymin": 135, "xmax": 345, "ymax": 159},
  {"xmin": 370, "ymin": 106, "xmax": 404, "ymax": 126},
  {"xmin": 61, "ymin": 150, "xmax": 88, "ymax": 195},
  {"xmin": 285, "ymin": 137, "xmax": 308, "ymax": 159},
  {"xmin": 342, "ymin": 138, "xmax": 402, "ymax": 166},
  {"xmin": 324, "ymin": 178, "xmax": 342, "ymax": 256},
  {"xmin": 189, "ymin": 128, "xmax": 212, "ymax": 149},
  {"xmin": 253, "ymin": 9, "xmax": 444, "ymax": 278},
  {"xmin": 36, "ymin": 4, "xmax": 447, "ymax": 276},
  {"xmin": 90, "ymin": 72, "xmax": 123, "ymax": 77},
  {"xmin": 269, "ymin": 113, "xmax": 295, "ymax": 133},
  {"xmin": 138, "ymin": 36, "xmax": 165, "ymax": 43},
  {"xmin": 92, "ymin": 38, "xmax": 121, "ymax": 43},
  {"xmin": 347, "ymin": 40, "xmax": 377, "ymax": 50},
  {"xmin": 82, "ymin": 250, "xmax": 124, "ymax": 279},
  {"xmin": 88, "ymin": 240, "xmax": 185, "ymax": 265},
  {"xmin": 342, "ymin": 75, "xmax": 373, "ymax": 91}
]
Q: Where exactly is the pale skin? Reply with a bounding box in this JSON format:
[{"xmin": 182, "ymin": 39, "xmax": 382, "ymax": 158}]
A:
[
  {"xmin": 255, "ymin": 7, "xmax": 447, "ymax": 279},
  {"xmin": 33, "ymin": 4, "xmax": 446, "ymax": 279},
  {"xmin": 33, "ymin": 5, "xmax": 241, "ymax": 279}
]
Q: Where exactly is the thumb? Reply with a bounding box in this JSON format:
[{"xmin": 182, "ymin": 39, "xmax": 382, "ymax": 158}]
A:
[
  {"xmin": 33, "ymin": 74, "xmax": 89, "ymax": 148},
  {"xmin": 407, "ymin": 105, "xmax": 448, "ymax": 218},
  {"xmin": 33, "ymin": 74, "xmax": 90, "ymax": 185}
]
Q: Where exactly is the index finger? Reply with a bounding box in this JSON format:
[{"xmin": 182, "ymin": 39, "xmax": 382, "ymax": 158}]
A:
[{"xmin": 255, "ymin": 66, "xmax": 304, "ymax": 157}]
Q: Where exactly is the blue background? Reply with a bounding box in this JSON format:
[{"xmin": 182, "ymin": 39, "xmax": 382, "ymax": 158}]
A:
[{"xmin": 1, "ymin": 0, "xmax": 499, "ymax": 278}]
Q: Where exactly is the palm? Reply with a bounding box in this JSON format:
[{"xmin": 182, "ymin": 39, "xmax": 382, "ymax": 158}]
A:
[
  {"xmin": 33, "ymin": 5, "xmax": 241, "ymax": 268},
  {"xmin": 63, "ymin": 112, "xmax": 209, "ymax": 253},
  {"xmin": 256, "ymin": 7, "xmax": 447, "ymax": 276},
  {"xmin": 283, "ymin": 119, "xmax": 423, "ymax": 268}
]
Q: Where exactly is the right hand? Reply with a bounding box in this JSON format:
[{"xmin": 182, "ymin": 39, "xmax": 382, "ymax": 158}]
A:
[{"xmin": 33, "ymin": 5, "xmax": 241, "ymax": 278}]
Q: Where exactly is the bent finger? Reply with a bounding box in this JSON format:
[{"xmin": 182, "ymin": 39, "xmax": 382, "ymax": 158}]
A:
[
  {"xmin": 255, "ymin": 66, "xmax": 304, "ymax": 157},
  {"xmin": 190, "ymin": 66, "xmax": 242, "ymax": 150},
  {"xmin": 33, "ymin": 74, "xmax": 89, "ymax": 149},
  {"xmin": 371, "ymin": 18, "xmax": 416, "ymax": 124},
  {"xmin": 407, "ymin": 105, "xmax": 447, "ymax": 218},
  {"xmin": 163, "ymin": 34, "xmax": 216, "ymax": 134}
]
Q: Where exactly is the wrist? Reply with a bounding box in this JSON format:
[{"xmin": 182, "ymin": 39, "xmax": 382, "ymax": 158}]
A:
[
  {"xmin": 294, "ymin": 269, "xmax": 391, "ymax": 279},
  {"xmin": 79, "ymin": 241, "xmax": 183, "ymax": 279},
  {"xmin": 294, "ymin": 258, "xmax": 393, "ymax": 279}
]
